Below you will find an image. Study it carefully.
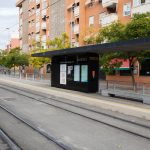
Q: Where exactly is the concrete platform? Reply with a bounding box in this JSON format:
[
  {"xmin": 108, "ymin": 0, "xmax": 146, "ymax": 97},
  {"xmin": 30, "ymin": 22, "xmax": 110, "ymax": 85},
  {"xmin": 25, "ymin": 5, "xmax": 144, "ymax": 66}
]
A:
[{"xmin": 0, "ymin": 77, "xmax": 150, "ymax": 121}]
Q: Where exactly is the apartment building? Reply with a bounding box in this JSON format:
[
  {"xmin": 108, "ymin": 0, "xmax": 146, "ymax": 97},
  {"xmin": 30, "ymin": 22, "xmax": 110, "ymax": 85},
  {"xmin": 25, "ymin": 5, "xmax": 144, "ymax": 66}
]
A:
[
  {"xmin": 66, "ymin": 0, "xmax": 150, "ymax": 47},
  {"xmin": 16, "ymin": 0, "xmax": 150, "ymax": 50},
  {"xmin": 16, "ymin": 0, "xmax": 29, "ymax": 52},
  {"xmin": 16, "ymin": 0, "xmax": 50, "ymax": 52},
  {"xmin": 6, "ymin": 34, "xmax": 20, "ymax": 52},
  {"xmin": 65, "ymin": 0, "xmax": 150, "ymax": 85},
  {"xmin": 16, "ymin": 0, "xmax": 66, "ymax": 52},
  {"xmin": 49, "ymin": 0, "xmax": 65, "ymax": 39},
  {"xmin": 66, "ymin": 0, "xmax": 131, "ymax": 47}
]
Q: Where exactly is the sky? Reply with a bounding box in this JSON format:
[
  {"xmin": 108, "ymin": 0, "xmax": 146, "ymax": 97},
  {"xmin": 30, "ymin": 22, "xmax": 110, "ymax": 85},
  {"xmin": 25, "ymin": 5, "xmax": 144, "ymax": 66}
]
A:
[{"xmin": 0, "ymin": 0, "xmax": 19, "ymax": 50}]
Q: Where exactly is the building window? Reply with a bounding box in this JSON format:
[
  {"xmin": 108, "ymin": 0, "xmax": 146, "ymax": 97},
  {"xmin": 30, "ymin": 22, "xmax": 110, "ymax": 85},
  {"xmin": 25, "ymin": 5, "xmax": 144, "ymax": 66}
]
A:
[
  {"xmin": 123, "ymin": 3, "xmax": 131, "ymax": 16},
  {"xmin": 89, "ymin": 16, "xmax": 94, "ymax": 26},
  {"xmin": 133, "ymin": 0, "xmax": 146, "ymax": 7}
]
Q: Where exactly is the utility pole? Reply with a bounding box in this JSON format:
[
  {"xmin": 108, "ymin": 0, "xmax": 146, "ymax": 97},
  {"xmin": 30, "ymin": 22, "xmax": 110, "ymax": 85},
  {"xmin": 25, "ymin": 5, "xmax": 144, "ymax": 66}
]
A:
[{"xmin": 6, "ymin": 28, "xmax": 10, "ymax": 50}]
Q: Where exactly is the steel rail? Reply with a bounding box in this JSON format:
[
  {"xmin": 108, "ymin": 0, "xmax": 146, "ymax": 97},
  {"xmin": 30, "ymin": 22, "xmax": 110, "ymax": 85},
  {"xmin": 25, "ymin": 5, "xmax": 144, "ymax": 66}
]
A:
[
  {"xmin": 0, "ymin": 104, "xmax": 72, "ymax": 150},
  {"xmin": 0, "ymin": 129, "xmax": 21, "ymax": 150},
  {"xmin": 0, "ymin": 84, "xmax": 150, "ymax": 140}
]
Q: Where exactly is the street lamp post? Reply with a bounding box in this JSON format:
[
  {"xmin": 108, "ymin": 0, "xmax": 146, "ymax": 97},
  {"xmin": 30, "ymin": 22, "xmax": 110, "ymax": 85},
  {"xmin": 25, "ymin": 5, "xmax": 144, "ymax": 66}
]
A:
[{"xmin": 6, "ymin": 28, "xmax": 10, "ymax": 50}]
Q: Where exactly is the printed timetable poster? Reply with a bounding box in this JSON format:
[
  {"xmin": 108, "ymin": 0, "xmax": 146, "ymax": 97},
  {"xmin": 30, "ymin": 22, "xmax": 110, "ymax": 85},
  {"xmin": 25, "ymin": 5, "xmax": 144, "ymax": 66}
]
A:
[
  {"xmin": 74, "ymin": 65, "xmax": 80, "ymax": 81},
  {"xmin": 81, "ymin": 65, "xmax": 88, "ymax": 82},
  {"xmin": 60, "ymin": 64, "xmax": 67, "ymax": 85}
]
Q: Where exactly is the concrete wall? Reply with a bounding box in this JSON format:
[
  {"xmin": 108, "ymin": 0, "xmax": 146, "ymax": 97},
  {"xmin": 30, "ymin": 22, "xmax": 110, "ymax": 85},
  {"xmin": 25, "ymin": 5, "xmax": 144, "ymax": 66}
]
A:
[
  {"xmin": 49, "ymin": 0, "xmax": 65, "ymax": 39},
  {"xmin": 22, "ymin": 0, "xmax": 29, "ymax": 52},
  {"xmin": 106, "ymin": 75, "xmax": 150, "ymax": 84}
]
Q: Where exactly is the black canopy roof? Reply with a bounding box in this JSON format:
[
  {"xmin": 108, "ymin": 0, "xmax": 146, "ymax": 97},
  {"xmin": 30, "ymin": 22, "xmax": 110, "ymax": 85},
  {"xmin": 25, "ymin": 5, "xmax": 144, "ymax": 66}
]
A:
[{"xmin": 32, "ymin": 37, "xmax": 150, "ymax": 57}]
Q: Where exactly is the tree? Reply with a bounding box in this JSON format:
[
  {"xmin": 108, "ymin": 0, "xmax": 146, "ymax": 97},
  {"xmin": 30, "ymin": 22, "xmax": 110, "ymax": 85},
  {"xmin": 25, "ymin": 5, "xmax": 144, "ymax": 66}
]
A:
[
  {"xmin": 96, "ymin": 22, "xmax": 126, "ymax": 43},
  {"xmin": 30, "ymin": 33, "xmax": 70, "ymax": 70},
  {"xmin": 29, "ymin": 49, "xmax": 50, "ymax": 69},
  {"xmin": 46, "ymin": 33, "xmax": 70, "ymax": 50},
  {"xmin": 96, "ymin": 13, "xmax": 150, "ymax": 88},
  {"xmin": 83, "ymin": 26, "xmax": 97, "ymax": 45},
  {"xmin": 0, "ymin": 48, "xmax": 29, "ymax": 75}
]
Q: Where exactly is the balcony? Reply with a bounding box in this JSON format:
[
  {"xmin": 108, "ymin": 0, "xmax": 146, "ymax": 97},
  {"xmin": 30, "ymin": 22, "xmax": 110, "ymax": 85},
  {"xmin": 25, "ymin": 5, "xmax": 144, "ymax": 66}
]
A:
[
  {"xmin": 36, "ymin": 9, "xmax": 40, "ymax": 16},
  {"xmin": 100, "ymin": 13, "xmax": 118, "ymax": 27},
  {"xmin": 132, "ymin": 2, "xmax": 150, "ymax": 15},
  {"xmin": 42, "ymin": 42, "xmax": 47, "ymax": 49},
  {"xmin": 19, "ymin": 32, "xmax": 22, "ymax": 39},
  {"xmin": 73, "ymin": 42, "xmax": 79, "ymax": 47},
  {"xmin": 42, "ymin": 9, "xmax": 46, "ymax": 18},
  {"xmin": 36, "ymin": 26, "xmax": 40, "ymax": 33},
  {"xmin": 20, "ymin": 8, "xmax": 23, "ymax": 14},
  {"xmin": 36, "ymin": 0, "xmax": 40, "ymax": 5},
  {"xmin": 41, "ymin": 35, "xmax": 47, "ymax": 44},
  {"xmin": 74, "ymin": 6, "xmax": 80, "ymax": 18},
  {"xmin": 73, "ymin": 24, "xmax": 79, "ymax": 34},
  {"xmin": 20, "ymin": 20, "xmax": 22, "ymax": 26},
  {"xmin": 36, "ymin": 34, "xmax": 40, "ymax": 42},
  {"xmin": 102, "ymin": 0, "xmax": 118, "ymax": 8},
  {"xmin": 16, "ymin": 0, "xmax": 24, "ymax": 7},
  {"xmin": 41, "ymin": 22, "xmax": 46, "ymax": 30}
]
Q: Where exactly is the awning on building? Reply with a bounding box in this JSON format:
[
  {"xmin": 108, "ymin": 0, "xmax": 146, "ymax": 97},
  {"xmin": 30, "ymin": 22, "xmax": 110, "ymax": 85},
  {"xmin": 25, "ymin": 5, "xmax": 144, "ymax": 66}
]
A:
[
  {"xmin": 120, "ymin": 60, "xmax": 130, "ymax": 70},
  {"xmin": 111, "ymin": 59, "xmax": 130, "ymax": 70},
  {"xmin": 117, "ymin": 60, "xmax": 130, "ymax": 70}
]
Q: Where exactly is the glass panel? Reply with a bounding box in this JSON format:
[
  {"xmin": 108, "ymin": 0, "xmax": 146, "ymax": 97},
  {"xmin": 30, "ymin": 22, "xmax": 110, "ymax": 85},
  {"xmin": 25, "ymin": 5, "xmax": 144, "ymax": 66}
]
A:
[
  {"xmin": 60, "ymin": 64, "xmax": 67, "ymax": 85},
  {"xmin": 81, "ymin": 65, "xmax": 88, "ymax": 82},
  {"xmin": 74, "ymin": 65, "xmax": 80, "ymax": 81}
]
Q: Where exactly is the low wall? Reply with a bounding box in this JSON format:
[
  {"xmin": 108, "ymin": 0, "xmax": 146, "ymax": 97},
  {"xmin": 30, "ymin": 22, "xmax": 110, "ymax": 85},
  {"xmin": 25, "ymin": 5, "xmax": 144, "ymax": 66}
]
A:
[{"xmin": 106, "ymin": 75, "xmax": 150, "ymax": 84}]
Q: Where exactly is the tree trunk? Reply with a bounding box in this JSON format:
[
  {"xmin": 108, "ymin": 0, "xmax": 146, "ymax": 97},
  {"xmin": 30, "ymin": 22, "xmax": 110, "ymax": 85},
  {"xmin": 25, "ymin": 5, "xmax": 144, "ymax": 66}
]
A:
[
  {"xmin": 14, "ymin": 65, "xmax": 15, "ymax": 76},
  {"xmin": 130, "ymin": 69, "xmax": 136, "ymax": 91},
  {"xmin": 129, "ymin": 59, "xmax": 136, "ymax": 91}
]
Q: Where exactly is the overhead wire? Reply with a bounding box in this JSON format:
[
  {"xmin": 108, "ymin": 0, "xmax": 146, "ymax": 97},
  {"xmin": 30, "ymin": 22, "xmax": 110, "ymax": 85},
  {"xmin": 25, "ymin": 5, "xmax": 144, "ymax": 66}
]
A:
[{"xmin": 0, "ymin": 0, "xmax": 62, "ymax": 33}]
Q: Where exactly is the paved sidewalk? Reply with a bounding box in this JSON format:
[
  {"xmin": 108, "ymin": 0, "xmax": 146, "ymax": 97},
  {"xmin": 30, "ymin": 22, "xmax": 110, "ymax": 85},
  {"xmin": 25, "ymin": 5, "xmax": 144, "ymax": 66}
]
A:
[{"xmin": 0, "ymin": 77, "xmax": 150, "ymax": 120}]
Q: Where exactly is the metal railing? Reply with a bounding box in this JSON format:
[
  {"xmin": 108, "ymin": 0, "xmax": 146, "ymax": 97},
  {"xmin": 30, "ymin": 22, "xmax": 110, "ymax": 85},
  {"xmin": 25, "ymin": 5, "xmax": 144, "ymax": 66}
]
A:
[
  {"xmin": 0, "ymin": 72, "xmax": 51, "ymax": 82},
  {"xmin": 99, "ymin": 80, "xmax": 150, "ymax": 100}
]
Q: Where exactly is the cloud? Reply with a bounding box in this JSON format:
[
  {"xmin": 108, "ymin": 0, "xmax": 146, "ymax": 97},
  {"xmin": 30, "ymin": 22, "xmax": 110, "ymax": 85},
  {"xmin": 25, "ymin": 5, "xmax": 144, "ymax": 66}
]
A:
[{"xmin": 0, "ymin": 8, "xmax": 18, "ymax": 17}]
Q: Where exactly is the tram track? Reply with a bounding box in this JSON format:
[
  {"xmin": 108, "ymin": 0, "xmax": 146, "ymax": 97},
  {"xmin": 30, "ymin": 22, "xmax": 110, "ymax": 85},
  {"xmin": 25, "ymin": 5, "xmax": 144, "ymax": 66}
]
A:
[
  {"xmin": 0, "ymin": 129, "xmax": 21, "ymax": 150},
  {"xmin": 0, "ymin": 89, "xmax": 72, "ymax": 150},
  {"xmin": 0, "ymin": 83, "xmax": 150, "ymax": 141}
]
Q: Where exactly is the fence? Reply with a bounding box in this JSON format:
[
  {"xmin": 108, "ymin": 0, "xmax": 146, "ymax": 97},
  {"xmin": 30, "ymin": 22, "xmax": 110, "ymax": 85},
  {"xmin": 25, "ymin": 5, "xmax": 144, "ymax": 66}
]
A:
[
  {"xmin": 0, "ymin": 72, "xmax": 51, "ymax": 82},
  {"xmin": 99, "ymin": 80, "xmax": 150, "ymax": 103}
]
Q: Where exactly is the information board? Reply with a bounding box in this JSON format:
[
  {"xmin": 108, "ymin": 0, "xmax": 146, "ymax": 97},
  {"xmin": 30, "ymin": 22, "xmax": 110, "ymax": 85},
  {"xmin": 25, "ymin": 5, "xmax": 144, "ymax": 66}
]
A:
[
  {"xmin": 60, "ymin": 64, "xmax": 67, "ymax": 85},
  {"xmin": 74, "ymin": 65, "xmax": 80, "ymax": 81},
  {"xmin": 81, "ymin": 65, "xmax": 88, "ymax": 82}
]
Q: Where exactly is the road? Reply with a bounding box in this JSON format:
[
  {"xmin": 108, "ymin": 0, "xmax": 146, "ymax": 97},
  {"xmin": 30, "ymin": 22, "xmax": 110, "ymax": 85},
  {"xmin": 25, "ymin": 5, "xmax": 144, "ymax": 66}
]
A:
[
  {"xmin": 0, "ymin": 83, "xmax": 150, "ymax": 150},
  {"xmin": 0, "ymin": 137, "xmax": 10, "ymax": 150}
]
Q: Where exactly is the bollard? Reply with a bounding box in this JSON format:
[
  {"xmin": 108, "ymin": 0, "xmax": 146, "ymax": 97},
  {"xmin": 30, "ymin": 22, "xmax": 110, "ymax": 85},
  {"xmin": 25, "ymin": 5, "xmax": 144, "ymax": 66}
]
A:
[
  {"xmin": 106, "ymin": 81, "xmax": 108, "ymax": 89},
  {"xmin": 142, "ymin": 84, "xmax": 145, "ymax": 95},
  {"xmin": 113, "ymin": 82, "xmax": 116, "ymax": 91},
  {"xmin": 33, "ymin": 74, "xmax": 35, "ymax": 80},
  {"xmin": 25, "ymin": 73, "xmax": 27, "ymax": 80},
  {"xmin": 19, "ymin": 73, "xmax": 21, "ymax": 80}
]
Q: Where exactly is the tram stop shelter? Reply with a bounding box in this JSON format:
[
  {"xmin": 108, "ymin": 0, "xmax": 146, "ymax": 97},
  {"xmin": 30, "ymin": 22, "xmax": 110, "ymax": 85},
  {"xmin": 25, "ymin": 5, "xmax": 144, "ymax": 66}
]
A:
[{"xmin": 32, "ymin": 38, "xmax": 150, "ymax": 93}]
